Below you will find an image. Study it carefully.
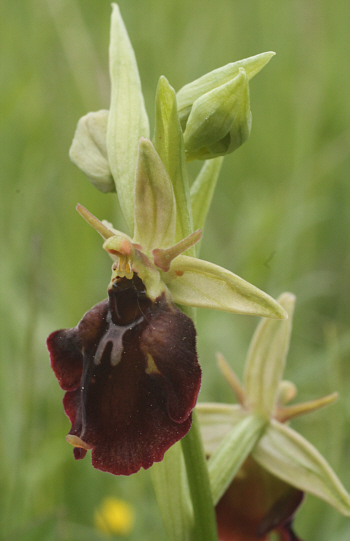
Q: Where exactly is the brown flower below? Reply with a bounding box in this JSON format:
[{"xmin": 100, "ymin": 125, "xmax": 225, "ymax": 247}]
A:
[
  {"xmin": 47, "ymin": 275, "xmax": 201, "ymax": 475},
  {"xmin": 216, "ymin": 457, "xmax": 303, "ymax": 541}
]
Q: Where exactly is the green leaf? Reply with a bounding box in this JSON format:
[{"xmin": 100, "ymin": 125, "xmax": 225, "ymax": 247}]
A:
[
  {"xmin": 208, "ymin": 414, "xmax": 267, "ymax": 505},
  {"xmin": 133, "ymin": 138, "xmax": 176, "ymax": 252},
  {"xmin": 191, "ymin": 157, "xmax": 223, "ymax": 233},
  {"xmin": 177, "ymin": 52, "xmax": 275, "ymax": 127},
  {"xmin": 243, "ymin": 292, "xmax": 295, "ymax": 417},
  {"xmin": 153, "ymin": 76, "xmax": 194, "ymax": 250},
  {"xmin": 107, "ymin": 3, "xmax": 149, "ymax": 234},
  {"xmin": 151, "ymin": 442, "xmax": 193, "ymax": 541},
  {"xmin": 184, "ymin": 68, "xmax": 251, "ymax": 160},
  {"xmin": 164, "ymin": 255, "xmax": 288, "ymax": 319},
  {"xmin": 253, "ymin": 420, "xmax": 350, "ymax": 516},
  {"xmin": 69, "ymin": 110, "xmax": 115, "ymax": 193}
]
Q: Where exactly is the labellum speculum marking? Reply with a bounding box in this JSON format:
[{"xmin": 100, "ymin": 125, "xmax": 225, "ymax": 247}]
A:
[{"xmin": 47, "ymin": 273, "xmax": 201, "ymax": 476}]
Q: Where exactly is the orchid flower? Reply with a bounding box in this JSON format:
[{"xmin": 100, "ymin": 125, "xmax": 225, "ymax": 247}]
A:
[
  {"xmin": 47, "ymin": 137, "xmax": 286, "ymax": 476},
  {"xmin": 197, "ymin": 293, "xmax": 350, "ymax": 540}
]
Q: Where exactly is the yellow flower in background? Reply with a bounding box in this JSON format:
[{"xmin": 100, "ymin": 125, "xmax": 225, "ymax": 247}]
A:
[{"xmin": 94, "ymin": 497, "xmax": 135, "ymax": 536}]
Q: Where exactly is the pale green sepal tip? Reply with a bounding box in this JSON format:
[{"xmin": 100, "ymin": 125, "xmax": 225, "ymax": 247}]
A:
[
  {"xmin": 177, "ymin": 51, "xmax": 275, "ymax": 126},
  {"xmin": 107, "ymin": 3, "xmax": 149, "ymax": 234},
  {"xmin": 184, "ymin": 68, "xmax": 251, "ymax": 160},
  {"xmin": 151, "ymin": 442, "xmax": 193, "ymax": 541},
  {"xmin": 191, "ymin": 158, "xmax": 224, "ymax": 233},
  {"xmin": 69, "ymin": 110, "xmax": 115, "ymax": 193},
  {"xmin": 153, "ymin": 76, "xmax": 194, "ymax": 250},
  {"xmin": 133, "ymin": 138, "xmax": 176, "ymax": 253},
  {"xmin": 165, "ymin": 255, "xmax": 288, "ymax": 319},
  {"xmin": 253, "ymin": 420, "xmax": 350, "ymax": 516},
  {"xmin": 208, "ymin": 414, "xmax": 267, "ymax": 505},
  {"xmin": 244, "ymin": 292, "xmax": 295, "ymax": 417}
]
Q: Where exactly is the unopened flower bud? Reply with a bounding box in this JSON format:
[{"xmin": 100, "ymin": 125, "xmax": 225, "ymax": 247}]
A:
[
  {"xmin": 69, "ymin": 110, "xmax": 115, "ymax": 193},
  {"xmin": 183, "ymin": 68, "xmax": 251, "ymax": 160},
  {"xmin": 177, "ymin": 51, "xmax": 275, "ymax": 160}
]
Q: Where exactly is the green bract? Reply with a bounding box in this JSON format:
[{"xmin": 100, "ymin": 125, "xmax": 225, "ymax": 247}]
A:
[
  {"xmin": 197, "ymin": 293, "xmax": 350, "ymax": 515},
  {"xmin": 153, "ymin": 76, "xmax": 194, "ymax": 247},
  {"xmin": 107, "ymin": 3, "xmax": 149, "ymax": 232},
  {"xmin": 70, "ymin": 4, "xmax": 149, "ymax": 233}
]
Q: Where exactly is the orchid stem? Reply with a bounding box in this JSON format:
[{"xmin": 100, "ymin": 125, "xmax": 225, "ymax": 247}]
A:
[{"xmin": 181, "ymin": 409, "xmax": 219, "ymax": 541}]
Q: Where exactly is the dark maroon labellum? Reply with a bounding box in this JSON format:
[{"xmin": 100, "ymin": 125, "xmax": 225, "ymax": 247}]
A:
[
  {"xmin": 47, "ymin": 275, "xmax": 201, "ymax": 475},
  {"xmin": 215, "ymin": 457, "xmax": 304, "ymax": 541}
]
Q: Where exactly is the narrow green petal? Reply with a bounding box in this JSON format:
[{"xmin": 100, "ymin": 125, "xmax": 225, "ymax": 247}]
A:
[
  {"xmin": 153, "ymin": 230, "xmax": 202, "ymax": 272},
  {"xmin": 133, "ymin": 138, "xmax": 176, "ymax": 252},
  {"xmin": 208, "ymin": 414, "xmax": 267, "ymax": 505},
  {"xmin": 69, "ymin": 110, "xmax": 115, "ymax": 193},
  {"xmin": 243, "ymin": 292, "xmax": 295, "ymax": 417},
  {"xmin": 217, "ymin": 353, "xmax": 246, "ymax": 405},
  {"xmin": 107, "ymin": 3, "xmax": 149, "ymax": 233},
  {"xmin": 191, "ymin": 157, "xmax": 223, "ymax": 234},
  {"xmin": 151, "ymin": 442, "xmax": 193, "ymax": 541},
  {"xmin": 153, "ymin": 76, "xmax": 194, "ymax": 249},
  {"xmin": 196, "ymin": 403, "xmax": 246, "ymax": 456},
  {"xmin": 253, "ymin": 420, "xmax": 350, "ymax": 516},
  {"xmin": 164, "ymin": 255, "xmax": 287, "ymax": 319},
  {"xmin": 76, "ymin": 204, "xmax": 115, "ymax": 240},
  {"xmin": 276, "ymin": 392, "xmax": 339, "ymax": 423},
  {"xmin": 177, "ymin": 52, "xmax": 275, "ymax": 127}
]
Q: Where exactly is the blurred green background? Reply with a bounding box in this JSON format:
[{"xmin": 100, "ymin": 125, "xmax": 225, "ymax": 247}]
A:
[{"xmin": 1, "ymin": 0, "xmax": 350, "ymax": 539}]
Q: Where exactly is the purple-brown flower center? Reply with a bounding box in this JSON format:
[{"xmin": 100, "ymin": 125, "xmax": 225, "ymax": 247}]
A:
[{"xmin": 47, "ymin": 275, "xmax": 201, "ymax": 475}]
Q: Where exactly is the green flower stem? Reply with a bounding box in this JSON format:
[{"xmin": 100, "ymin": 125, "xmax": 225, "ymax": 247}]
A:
[
  {"xmin": 151, "ymin": 442, "xmax": 193, "ymax": 541},
  {"xmin": 181, "ymin": 409, "xmax": 219, "ymax": 541}
]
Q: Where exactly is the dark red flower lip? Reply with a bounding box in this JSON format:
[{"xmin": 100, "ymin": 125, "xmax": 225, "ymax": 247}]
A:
[
  {"xmin": 47, "ymin": 275, "xmax": 201, "ymax": 475},
  {"xmin": 214, "ymin": 456, "xmax": 305, "ymax": 541},
  {"xmin": 257, "ymin": 490, "xmax": 304, "ymax": 540}
]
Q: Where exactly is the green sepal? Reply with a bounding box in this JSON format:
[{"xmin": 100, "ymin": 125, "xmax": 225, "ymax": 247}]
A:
[
  {"xmin": 133, "ymin": 138, "xmax": 176, "ymax": 252},
  {"xmin": 191, "ymin": 157, "xmax": 223, "ymax": 234},
  {"xmin": 107, "ymin": 3, "xmax": 149, "ymax": 234},
  {"xmin": 151, "ymin": 442, "xmax": 193, "ymax": 541},
  {"xmin": 184, "ymin": 68, "xmax": 251, "ymax": 160},
  {"xmin": 196, "ymin": 403, "xmax": 247, "ymax": 456},
  {"xmin": 177, "ymin": 52, "xmax": 275, "ymax": 128},
  {"xmin": 253, "ymin": 420, "xmax": 350, "ymax": 516},
  {"xmin": 69, "ymin": 110, "xmax": 115, "ymax": 193},
  {"xmin": 153, "ymin": 76, "xmax": 194, "ymax": 251},
  {"xmin": 208, "ymin": 414, "xmax": 267, "ymax": 505},
  {"xmin": 164, "ymin": 255, "xmax": 288, "ymax": 319},
  {"xmin": 244, "ymin": 293, "xmax": 295, "ymax": 417}
]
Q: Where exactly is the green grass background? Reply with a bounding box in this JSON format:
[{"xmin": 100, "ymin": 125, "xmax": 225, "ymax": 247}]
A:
[{"xmin": 1, "ymin": 0, "xmax": 350, "ymax": 539}]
